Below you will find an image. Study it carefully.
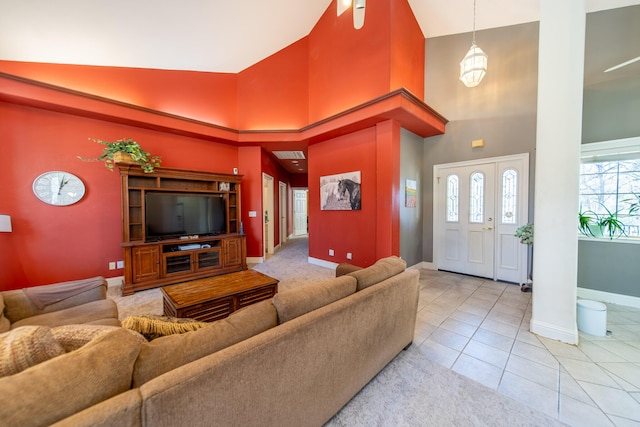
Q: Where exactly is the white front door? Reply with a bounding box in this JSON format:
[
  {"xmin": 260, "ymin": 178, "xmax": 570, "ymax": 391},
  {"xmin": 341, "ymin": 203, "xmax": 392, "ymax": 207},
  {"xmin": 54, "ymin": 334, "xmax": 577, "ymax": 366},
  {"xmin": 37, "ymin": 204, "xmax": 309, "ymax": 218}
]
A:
[{"xmin": 435, "ymin": 154, "xmax": 529, "ymax": 283}]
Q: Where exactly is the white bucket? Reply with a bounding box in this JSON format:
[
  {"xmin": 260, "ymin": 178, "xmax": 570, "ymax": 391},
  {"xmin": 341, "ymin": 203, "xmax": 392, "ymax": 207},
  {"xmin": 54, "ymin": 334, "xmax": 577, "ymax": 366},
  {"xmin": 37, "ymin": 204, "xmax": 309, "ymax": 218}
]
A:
[{"xmin": 576, "ymin": 299, "xmax": 607, "ymax": 337}]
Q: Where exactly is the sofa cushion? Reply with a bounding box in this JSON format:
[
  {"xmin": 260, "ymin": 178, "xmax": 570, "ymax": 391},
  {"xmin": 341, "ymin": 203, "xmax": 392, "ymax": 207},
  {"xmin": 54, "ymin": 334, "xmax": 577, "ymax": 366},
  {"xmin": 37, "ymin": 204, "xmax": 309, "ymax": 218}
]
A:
[
  {"xmin": 132, "ymin": 299, "xmax": 278, "ymax": 387},
  {"xmin": 52, "ymin": 324, "xmax": 146, "ymax": 352},
  {"xmin": 0, "ymin": 328, "xmax": 142, "ymax": 427},
  {"xmin": 10, "ymin": 299, "xmax": 119, "ymax": 329},
  {"xmin": 0, "ymin": 326, "xmax": 65, "ymax": 377},
  {"xmin": 272, "ymin": 275, "xmax": 357, "ymax": 323},
  {"xmin": 347, "ymin": 256, "xmax": 407, "ymax": 291},
  {"xmin": 0, "ymin": 295, "xmax": 10, "ymax": 333}
]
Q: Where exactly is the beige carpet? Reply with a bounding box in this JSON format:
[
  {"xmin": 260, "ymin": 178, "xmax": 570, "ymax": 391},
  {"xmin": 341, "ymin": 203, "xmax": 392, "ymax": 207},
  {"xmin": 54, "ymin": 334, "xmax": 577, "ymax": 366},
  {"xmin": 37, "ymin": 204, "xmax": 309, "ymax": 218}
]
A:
[
  {"xmin": 110, "ymin": 237, "xmax": 563, "ymax": 426},
  {"xmin": 325, "ymin": 346, "xmax": 564, "ymax": 426}
]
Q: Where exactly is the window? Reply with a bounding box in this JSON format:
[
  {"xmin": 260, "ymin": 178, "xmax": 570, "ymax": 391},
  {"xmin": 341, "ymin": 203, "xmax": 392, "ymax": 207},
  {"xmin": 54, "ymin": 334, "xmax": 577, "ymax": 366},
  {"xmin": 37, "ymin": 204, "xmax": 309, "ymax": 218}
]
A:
[
  {"xmin": 580, "ymin": 138, "xmax": 640, "ymax": 238},
  {"xmin": 501, "ymin": 169, "xmax": 517, "ymax": 224},
  {"xmin": 446, "ymin": 175, "xmax": 459, "ymax": 222},
  {"xmin": 469, "ymin": 172, "xmax": 484, "ymax": 223}
]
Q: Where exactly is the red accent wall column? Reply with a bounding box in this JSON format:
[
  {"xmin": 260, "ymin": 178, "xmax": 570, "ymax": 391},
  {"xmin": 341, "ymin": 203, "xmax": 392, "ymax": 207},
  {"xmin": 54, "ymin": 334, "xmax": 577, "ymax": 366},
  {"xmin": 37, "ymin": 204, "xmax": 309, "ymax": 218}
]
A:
[
  {"xmin": 238, "ymin": 146, "xmax": 263, "ymax": 259},
  {"xmin": 375, "ymin": 120, "xmax": 402, "ymax": 258}
]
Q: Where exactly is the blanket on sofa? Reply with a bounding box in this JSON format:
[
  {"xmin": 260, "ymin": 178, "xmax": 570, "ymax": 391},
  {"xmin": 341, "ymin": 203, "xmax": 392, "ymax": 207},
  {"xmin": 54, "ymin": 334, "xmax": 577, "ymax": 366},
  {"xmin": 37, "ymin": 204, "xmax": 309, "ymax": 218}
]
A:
[{"xmin": 23, "ymin": 277, "xmax": 105, "ymax": 310}]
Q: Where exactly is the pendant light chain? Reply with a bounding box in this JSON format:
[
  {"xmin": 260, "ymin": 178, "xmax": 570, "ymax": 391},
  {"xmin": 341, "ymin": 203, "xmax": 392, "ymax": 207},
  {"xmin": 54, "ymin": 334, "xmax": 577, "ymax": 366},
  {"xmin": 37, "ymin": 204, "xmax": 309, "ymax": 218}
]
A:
[{"xmin": 472, "ymin": 0, "xmax": 477, "ymax": 44}]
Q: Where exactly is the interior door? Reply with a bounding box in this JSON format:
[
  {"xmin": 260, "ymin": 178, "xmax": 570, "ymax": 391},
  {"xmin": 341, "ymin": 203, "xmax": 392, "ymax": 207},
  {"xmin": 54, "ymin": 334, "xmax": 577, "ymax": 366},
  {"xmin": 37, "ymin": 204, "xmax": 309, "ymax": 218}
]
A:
[
  {"xmin": 279, "ymin": 181, "xmax": 287, "ymax": 244},
  {"xmin": 293, "ymin": 189, "xmax": 308, "ymax": 236},
  {"xmin": 435, "ymin": 154, "xmax": 529, "ymax": 283}
]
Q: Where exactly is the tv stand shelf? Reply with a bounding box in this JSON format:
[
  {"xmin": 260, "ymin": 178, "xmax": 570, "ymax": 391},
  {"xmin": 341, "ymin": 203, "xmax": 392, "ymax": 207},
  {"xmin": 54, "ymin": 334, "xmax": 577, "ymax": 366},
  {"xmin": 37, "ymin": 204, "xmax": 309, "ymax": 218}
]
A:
[{"xmin": 118, "ymin": 165, "xmax": 245, "ymax": 295}]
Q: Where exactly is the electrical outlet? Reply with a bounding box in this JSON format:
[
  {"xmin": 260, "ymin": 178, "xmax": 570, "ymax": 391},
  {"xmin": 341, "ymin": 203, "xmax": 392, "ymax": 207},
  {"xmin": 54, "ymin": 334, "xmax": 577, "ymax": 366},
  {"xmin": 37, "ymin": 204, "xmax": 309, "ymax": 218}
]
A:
[
  {"xmin": 329, "ymin": 249, "xmax": 334, "ymax": 256},
  {"xmin": 108, "ymin": 262, "xmax": 116, "ymax": 270},
  {"xmin": 347, "ymin": 252, "xmax": 352, "ymax": 260},
  {"xmin": 116, "ymin": 260, "xmax": 124, "ymax": 269}
]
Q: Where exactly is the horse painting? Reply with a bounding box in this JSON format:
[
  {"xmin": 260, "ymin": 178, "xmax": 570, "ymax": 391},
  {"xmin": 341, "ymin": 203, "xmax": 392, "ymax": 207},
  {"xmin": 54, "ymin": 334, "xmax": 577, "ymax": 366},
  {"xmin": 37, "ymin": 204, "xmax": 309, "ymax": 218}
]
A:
[{"xmin": 337, "ymin": 179, "xmax": 361, "ymax": 210}]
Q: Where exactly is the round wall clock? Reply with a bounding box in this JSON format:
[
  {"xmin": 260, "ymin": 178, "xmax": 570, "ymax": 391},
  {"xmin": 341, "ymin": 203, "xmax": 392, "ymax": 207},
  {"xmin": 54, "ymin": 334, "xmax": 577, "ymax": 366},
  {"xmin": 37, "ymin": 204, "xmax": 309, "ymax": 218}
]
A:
[{"xmin": 32, "ymin": 171, "xmax": 86, "ymax": 206}]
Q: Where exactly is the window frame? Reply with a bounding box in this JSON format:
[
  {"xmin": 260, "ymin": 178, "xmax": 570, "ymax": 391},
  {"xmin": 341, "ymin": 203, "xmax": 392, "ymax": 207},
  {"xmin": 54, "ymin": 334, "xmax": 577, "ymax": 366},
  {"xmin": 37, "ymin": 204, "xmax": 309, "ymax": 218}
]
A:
[{"xmin": 580, "ymin": 136, "xmax": 640, "ymax": 242}]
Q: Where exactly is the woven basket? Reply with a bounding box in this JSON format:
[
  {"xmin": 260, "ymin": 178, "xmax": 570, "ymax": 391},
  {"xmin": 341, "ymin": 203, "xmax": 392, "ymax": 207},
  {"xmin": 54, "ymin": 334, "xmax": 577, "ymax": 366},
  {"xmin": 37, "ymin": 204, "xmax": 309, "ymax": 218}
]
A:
[{"xmin": 113, "ymin": 152, "xmax": 136, "ymax": 164}]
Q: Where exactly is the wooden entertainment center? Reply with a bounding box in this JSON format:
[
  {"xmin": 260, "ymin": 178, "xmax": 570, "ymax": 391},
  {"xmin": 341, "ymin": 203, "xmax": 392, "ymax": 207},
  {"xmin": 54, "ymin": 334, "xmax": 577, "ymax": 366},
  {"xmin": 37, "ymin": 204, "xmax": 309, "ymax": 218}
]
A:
[{"xmin": 119, "ymin": 165, "xmax": 246, "ymax": 295}]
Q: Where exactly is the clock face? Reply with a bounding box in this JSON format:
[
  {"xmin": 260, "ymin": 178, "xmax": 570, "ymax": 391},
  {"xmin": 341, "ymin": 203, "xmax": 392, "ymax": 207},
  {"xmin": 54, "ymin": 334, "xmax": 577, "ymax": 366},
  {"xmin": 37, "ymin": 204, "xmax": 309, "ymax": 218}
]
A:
[{"xmin": 32, "ymin": 171, "xmax": 86, "ymax": 206}]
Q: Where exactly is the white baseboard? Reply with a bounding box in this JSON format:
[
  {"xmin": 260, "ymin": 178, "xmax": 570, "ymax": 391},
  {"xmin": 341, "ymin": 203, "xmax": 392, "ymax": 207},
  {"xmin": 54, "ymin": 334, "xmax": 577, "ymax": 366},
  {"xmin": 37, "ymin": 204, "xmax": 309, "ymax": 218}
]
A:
[
  {"xmin": 247, "ymin": 257, "xmax": 264, "ymax": 264},
  {"xmin": 407, "ymin": 261, "xmax": 436, "ymax": 270},
  {"xmin": 577, "ymin": 287, "xmax": 640, "ymax": 309},
  {"xmin": 530, "ymin": 319, "xmax": 579, "ymax": 345},
  {"xmin": 106, "ymin": 276, "xmax": 124, "ymax": 288},
  {"xmin": 308, "ymin": 257, "xmax": 338, "ymax": 270}
]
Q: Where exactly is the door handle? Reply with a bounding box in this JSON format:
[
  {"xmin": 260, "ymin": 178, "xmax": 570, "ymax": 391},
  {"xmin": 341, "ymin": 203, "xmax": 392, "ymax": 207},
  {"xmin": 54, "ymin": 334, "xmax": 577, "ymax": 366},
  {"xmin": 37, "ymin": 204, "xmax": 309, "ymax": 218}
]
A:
[{"xmin": 483, "ymin": 226, "xmax": 494, "ymax": 230}]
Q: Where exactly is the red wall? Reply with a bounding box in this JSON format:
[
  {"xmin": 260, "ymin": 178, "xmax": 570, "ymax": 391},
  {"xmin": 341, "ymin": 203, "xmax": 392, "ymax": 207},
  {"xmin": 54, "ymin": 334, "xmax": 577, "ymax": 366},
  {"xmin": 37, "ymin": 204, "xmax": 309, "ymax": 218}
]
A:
[
  {"xmin": 308, "ymin": 120, "xmax": 402, "ymax": 267},
  {"xmin": 0, "ymin": 61, "xmax": 238, "ymax": 128},
  {"xmin": 238, "ymin": 147, "xmax": 263, "ymax": 259},
  {"xmin": 307, "ymin": 2, "xmax": 391, "ymax": 123},
  {"xmin": 390, "ymin": 0, "xmax": 425, "ymax": 97},
  {"xmin": 238, "ymin": 38, "xmax": 309, "ymax": 130},
  {"xmin": 0, "ymin": 0, "xmax": 429, "ymax": 287},
  {"xmin": 308, "ymin": 128, "xmax": 378, "ymax": 266},
  {"xmin": 0, "ymin": 102, "xmax": 239, "ymax": 290}
]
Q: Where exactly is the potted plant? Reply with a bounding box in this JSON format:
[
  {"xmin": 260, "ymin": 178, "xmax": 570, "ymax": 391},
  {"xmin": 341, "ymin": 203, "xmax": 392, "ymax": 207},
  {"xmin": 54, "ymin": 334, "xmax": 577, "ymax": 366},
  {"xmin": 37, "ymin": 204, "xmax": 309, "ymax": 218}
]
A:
[
  {"xmin": 79, "ymin": 138, "xmax": 161, "ymax": 173},
  {"xmin": 578, "ymin": 205, "xmax": 597, "ymax": 237},
  {"xmin": 596, "ymin": 205, "xmax": 626, "ymax": 239},
  {"xmin": 514, "ymin": 223, "xmax": 533, "ymax": 292},
  {"xmin": 578, "ymin": 204, "xmax": 626, "ymax": 239}
]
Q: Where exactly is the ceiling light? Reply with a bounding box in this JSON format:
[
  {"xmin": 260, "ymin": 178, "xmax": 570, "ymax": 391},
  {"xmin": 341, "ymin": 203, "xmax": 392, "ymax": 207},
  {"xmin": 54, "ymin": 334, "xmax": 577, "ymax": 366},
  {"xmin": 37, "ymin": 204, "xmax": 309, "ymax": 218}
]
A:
[
  {"xmin": 459, "ymin": 0, "xmax": 487, "ymax": 88},
  {"xmin": 337, "ymin": 0, "xmax": 366, "ymax": 30},
  {"xmin": 337, "ymin": 0, "xmax": 351, "ymax": 16}
]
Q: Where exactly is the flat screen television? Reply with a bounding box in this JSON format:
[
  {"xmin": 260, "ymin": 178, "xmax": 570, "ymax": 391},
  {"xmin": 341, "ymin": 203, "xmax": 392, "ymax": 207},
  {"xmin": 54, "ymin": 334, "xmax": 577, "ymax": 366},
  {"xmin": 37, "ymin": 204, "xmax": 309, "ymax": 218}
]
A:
[{"xmin": 145, "ymin": 192, "xmax": 226, "ymax": 241}]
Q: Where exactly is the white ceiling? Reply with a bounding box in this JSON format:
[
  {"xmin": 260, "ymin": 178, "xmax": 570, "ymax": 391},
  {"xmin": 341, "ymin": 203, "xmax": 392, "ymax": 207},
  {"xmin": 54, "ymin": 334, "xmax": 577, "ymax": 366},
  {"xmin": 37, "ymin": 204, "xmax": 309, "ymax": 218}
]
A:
[{"xmin": 1, "ymin": 0, "xmax": 639, "ymax": 73}]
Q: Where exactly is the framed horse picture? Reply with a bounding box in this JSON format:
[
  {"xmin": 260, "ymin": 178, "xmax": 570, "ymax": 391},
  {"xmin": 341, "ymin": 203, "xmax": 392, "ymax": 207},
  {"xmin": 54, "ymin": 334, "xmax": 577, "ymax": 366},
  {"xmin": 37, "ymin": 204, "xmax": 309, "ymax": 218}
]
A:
[{"xmin": 320, "ymin": 171, "xmax": 361, "ymax": 210}]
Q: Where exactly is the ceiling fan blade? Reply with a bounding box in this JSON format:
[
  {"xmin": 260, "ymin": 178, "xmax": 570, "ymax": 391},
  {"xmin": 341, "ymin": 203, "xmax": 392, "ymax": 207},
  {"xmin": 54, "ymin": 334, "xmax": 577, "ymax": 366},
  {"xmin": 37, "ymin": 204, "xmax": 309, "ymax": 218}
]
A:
[{"xmin": 604, "ymin": 55, "xmax": 640, "ymax": 73}]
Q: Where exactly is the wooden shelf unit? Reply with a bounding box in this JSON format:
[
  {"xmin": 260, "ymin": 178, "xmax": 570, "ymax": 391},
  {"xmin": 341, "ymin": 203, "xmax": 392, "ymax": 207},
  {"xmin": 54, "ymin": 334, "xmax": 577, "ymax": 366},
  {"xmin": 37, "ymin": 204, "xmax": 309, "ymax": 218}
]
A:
[{"xmin": 119, "ymin": 165, "xmax": 246, "ymax": 295}]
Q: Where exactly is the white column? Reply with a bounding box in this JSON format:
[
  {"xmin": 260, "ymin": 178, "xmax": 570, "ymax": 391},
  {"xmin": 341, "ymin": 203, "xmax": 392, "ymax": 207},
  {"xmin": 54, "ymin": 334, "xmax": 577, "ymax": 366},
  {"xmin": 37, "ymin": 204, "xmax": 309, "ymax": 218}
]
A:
[{"xmin": 531, "ymin": 0, "xmax": 585, "ymax": 344}]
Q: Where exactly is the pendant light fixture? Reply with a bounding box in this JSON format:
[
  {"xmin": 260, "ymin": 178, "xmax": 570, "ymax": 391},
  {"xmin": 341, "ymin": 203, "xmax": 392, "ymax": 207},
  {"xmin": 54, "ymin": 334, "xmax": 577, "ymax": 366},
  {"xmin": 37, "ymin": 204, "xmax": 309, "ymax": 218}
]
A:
[
  {"xmin": 459, "ymin": 0, "xmax": 487, "ymax": 87},
  {"xmin": 337, "ymin": 0, "xmax": 366, "ymax": 30}
]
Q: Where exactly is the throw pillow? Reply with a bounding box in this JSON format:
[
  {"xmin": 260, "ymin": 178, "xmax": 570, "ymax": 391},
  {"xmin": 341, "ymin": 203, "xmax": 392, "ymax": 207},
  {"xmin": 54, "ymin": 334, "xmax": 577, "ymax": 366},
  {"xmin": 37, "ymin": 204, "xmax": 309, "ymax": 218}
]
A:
[
  {"xmin": 0, "ymin": 295, "xmax": 10, "ymax": 333},
  {"xmin": 0, "ymin": 325, "xmax": 65, "ymax": 377},
  {"xmin": 52, "ymin": 324, "xmax": 146, "ymax": 352},
  {"xmin": 122, "ymin": 314, "xmax": 209, "ymax": 341}
]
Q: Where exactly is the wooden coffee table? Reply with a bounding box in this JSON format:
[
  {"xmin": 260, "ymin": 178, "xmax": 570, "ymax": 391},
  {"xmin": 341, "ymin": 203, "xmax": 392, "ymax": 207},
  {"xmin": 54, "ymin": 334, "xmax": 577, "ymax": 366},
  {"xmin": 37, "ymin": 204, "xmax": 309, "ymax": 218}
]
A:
[{"xmin": 162, "ymin": 270, "xmax": 279, "ymax": 322}]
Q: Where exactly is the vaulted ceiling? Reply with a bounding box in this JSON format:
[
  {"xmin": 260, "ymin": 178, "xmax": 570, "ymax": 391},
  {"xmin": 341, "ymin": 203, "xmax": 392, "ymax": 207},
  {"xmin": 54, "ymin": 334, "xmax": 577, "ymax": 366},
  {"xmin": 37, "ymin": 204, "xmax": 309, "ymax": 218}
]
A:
[
  {"xmin": 1, "ymin": 0, "xmax": 639, "ymax": 174},
  {"xmin": 1, "ymin": 0, "xmax": 638, "ymax": 73}
]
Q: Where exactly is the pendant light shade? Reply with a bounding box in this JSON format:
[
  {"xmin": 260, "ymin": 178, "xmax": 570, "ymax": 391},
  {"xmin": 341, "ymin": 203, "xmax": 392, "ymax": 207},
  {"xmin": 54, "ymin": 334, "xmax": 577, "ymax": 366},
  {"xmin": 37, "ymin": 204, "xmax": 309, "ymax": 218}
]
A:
[
  {"xmin": 459, "ymin": 42, "xmax": 488, "ymax": 87},
  {"xmin": 459, "ymin": 0, "xmax": 487, "ymax": 87}
]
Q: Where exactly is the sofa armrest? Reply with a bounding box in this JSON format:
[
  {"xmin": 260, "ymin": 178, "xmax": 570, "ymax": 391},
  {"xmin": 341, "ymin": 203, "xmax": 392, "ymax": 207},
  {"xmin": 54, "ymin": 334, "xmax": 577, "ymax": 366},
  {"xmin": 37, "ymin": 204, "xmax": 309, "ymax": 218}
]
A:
[
  {"xmin": 1, "ymin": 277, "xmax": 108, "ymax": 323},
  {"xmin": 335, "ymin": 263, "xmax": 362, "ymax": 277}
]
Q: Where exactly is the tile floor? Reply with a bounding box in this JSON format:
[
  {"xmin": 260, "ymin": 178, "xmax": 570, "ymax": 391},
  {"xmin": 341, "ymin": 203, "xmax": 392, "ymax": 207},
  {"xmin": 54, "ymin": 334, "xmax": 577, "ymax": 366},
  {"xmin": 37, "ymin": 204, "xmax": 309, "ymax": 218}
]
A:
[{"xmin": 414, "ymin": 269, "xmax": 640, "ymax": 426}]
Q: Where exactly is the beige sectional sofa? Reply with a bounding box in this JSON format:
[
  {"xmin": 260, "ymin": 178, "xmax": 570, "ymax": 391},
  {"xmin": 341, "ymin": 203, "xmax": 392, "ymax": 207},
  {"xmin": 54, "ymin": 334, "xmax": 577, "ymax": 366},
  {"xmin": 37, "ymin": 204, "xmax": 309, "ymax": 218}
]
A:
[
  {"xmin": 0, "ymin": 276, "xmax": 119, "ymax": 330},
  {"xmin": 1, "ymin": 256, "xmax": 419, "ymax": 427}
]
